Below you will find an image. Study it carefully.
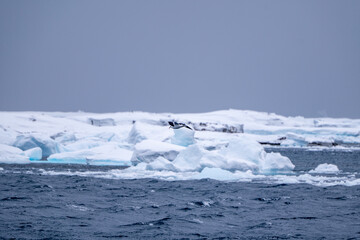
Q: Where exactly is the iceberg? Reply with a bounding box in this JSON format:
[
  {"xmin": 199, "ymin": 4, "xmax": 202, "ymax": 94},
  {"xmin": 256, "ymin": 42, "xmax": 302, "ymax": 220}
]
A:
[
  {"xmin": 0, "ymin": 109, "xmax": 359, "ymax": 180},
  {"xmin": 261, "ymin": 152, "xmax": 295, "ymax": 175},
  {"xmin": 218, "ymin": 137, "xmax": 294, "ymax": 174},
  {"xmin": 136, "ymin": 135, "xmax": 294, "ymax": 175},
  {"xmin": 0, "ymin": 144, "xmax": 30, "ymax": 164},
  {"xmin": 13, "ymin": 134, "xmax": 59, "ymax": 158},
  {"xmin": 146, "ymin": 157, "xmax": 177, "ymax": 171}
]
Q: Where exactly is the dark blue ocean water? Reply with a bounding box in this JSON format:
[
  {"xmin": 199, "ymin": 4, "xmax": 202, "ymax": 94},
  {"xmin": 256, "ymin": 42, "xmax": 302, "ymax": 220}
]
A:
[{"xmin": 1, "ymin": 148, "xmax": 360, "ymax": 239}]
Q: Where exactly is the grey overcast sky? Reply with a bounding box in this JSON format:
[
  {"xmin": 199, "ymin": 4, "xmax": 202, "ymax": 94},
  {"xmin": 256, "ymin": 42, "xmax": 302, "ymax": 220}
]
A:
[{"xmin": 0, "ymin": 0, "xmax": 359, "ymax": 118}]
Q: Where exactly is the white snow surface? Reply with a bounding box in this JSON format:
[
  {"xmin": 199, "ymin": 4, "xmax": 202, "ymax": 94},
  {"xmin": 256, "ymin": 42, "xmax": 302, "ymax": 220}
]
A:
[{"xmin": 0, "ymin": 110, "xmax": 359, "ymax": 184}]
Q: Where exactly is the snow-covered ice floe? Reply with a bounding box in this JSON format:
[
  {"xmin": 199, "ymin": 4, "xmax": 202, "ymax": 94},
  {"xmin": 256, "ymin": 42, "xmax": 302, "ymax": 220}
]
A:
[{"xmin": 0, "ymin": 110, "xmax": 359, "ymax": 186}]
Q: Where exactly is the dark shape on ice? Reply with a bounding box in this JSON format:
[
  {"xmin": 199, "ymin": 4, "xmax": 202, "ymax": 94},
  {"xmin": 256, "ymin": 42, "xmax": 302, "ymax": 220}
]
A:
[
  {"xmin": 88, "ymin": 118, "xmax": 116, "ymax": 127},
  {"xmin": 160, "ymin": 120, "xmax": 244, "ymax": 133},
  {"xmin": 190, "ymin": 121, "xmax": 244, "ymax": 133},
  {"xmin": 308, "ymin": 141, "xmax": 338, "ymax": 147},
  {"xmin": 168, "ymin": 121, "xmax": 193, "ymax": 130},
  {"xmin": 259, "ymin": 142, "xmax": 281, "ymax": 146}
]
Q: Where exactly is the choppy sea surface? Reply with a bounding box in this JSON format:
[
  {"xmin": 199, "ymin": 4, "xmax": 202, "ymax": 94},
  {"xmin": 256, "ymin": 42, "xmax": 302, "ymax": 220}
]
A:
[{"xmin": 1, "ymin": 148, "xmax": 360, "ymax": 239}]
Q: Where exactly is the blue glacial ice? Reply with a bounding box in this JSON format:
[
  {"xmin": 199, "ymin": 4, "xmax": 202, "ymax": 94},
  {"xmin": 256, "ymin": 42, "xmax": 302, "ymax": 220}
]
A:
[
  {"xmin": 47, "ymin": 143, "xmax": 132, "ymax": 166},
  {"xmin": 171, "ymin": 128, "xmax": 195, "ymax": 146},
  {"xmin": 24, "ymin": 147, "xmax": 42, "ymax": 160},
  {"xmin": 13, "ymin": 134, "xmax": 59, "ymax": 158}
]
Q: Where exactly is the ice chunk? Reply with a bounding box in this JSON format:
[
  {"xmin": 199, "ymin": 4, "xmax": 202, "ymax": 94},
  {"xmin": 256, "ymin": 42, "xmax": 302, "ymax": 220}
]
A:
[
  {"xmin": 220, "ymin": 138, "xmax": 264, "ymax": 165},
  {"xmin": 172, "ymin": 136, "xmax": 294, "ymax": 174},
  {"xmin": 261, "ymin": 152, "xmax": 295, "ymax": 174},
  {"xmin": 171, "ymin": 128, "xmax": 195, "ymax": 147},
  {"xmin": 24, "ymin": 147, "xmax": 42, "ymax": 160},
  {"xmin": 195, "ymin": 167, "xmax": 238, "ymax": 181},
  {"xmin": 172, "ymin": 144, "xmax": 226, "ymax": 172},
  {"xmin": 146, "ymin": 157, "xmax": 177, "ymax": 171},
  {"xmin": 0, "ymin": 144, "xmax": 30, "ymax": 164},
  {"xmin": 220, "ymin": 137, "xmax": 294, "ymax": 174},
  {"xmin": 131, "ymin": 139, "xmax": 185, "ymax": 165},
  {"xmin": 48, "ymin": 143, "xmax": 132, "ymax": 166},
  {"xmin": 172, "ymin": 144, "xmax": 209, "ymax": 171},
  {"xmin": 127, "ymin": 122, "xmax": 172, "ymax": 144},
  {"xmin": 13, "ymin": 134, "xmax": 59, "ymax": 158},
  {"xmin": 309, "ymin": 163, "xmax": 340, "ymax": 174}
]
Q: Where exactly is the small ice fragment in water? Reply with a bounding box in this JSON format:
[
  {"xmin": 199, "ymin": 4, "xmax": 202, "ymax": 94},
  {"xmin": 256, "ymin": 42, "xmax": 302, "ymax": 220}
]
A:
[{"xmin": 309, "ymin": 163, "xmax": 340, "ymax": 174}]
